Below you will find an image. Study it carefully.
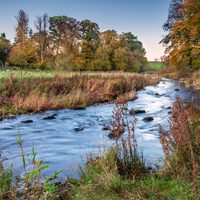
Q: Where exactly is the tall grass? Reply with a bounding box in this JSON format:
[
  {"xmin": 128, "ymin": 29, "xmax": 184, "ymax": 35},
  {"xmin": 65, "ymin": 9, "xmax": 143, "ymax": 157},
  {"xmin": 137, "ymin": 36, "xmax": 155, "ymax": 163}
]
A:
[
  {"xmin": 0, "ymin": 73, "xmax": 160, "ymax": 115},
  {"xmin": 159, "ymin": 98, "xmax": 200, "ymax": 195},
  {"xmin": 75, "ymin": 103, "xmax": 149, "ymax": 199}
]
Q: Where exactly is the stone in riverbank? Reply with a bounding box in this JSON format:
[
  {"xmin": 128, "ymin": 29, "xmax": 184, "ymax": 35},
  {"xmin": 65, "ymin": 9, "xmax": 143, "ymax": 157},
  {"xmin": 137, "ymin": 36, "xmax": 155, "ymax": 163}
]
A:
[
  {"xmin": 174, "ymin": 88, "xmax": 179, "ymax": 91},
  {"xmin": 143, "ymin": 117, "xmax": 154, "ymax": 121},
  {"xmin": 155, "ymin": 93, "xmax": 159, "ymax": 95}
]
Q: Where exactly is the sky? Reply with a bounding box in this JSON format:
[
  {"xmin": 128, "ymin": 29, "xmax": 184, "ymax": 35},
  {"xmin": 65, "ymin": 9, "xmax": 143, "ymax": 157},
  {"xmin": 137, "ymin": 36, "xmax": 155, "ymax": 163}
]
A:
[{"xmin": 0, "ymin": 0, "xmax": 171, "ymax": 61}]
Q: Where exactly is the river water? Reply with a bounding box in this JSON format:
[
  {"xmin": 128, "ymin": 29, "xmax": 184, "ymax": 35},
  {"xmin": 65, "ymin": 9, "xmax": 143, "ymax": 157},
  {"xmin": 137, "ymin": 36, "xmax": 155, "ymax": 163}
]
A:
[{"xmin": 1, "ymin": 78, "xmax": 200, "ymax": 179}]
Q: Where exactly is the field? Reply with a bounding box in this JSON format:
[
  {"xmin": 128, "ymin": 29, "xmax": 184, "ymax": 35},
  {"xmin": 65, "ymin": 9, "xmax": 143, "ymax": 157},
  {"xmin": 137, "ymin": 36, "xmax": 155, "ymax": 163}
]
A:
[
  {"xmin": 0, "ymin": 69, "xmax": 144, "ymax": 79},
  {"xmin": 148, "ymin": 61, "xmax": 165, "ymax": 69}
]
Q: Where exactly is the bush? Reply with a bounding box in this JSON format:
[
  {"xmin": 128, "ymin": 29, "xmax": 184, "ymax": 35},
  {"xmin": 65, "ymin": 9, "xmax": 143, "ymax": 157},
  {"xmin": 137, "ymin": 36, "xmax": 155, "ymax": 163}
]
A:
[
  {"xmin": 29, "ymin": 64, "xmax": 36, "ymax": 69},
  {"xmin": 39, "ymin": 64, "xmax": 46, "ymax": 71},
  {"xmin": 5, "ymin": 62, "xmax": 9, "ymax": 67}
]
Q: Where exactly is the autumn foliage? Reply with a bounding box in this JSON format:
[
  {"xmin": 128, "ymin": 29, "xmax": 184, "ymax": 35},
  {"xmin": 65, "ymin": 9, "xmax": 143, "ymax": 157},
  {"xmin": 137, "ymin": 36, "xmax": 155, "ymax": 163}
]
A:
[
  {"xmin": 161, "ymin": 0, "xmax": 200, "ymax": 69},
  {"xmin": 2, "ymin": 10, "xmax": 148, "ymax": 72}
]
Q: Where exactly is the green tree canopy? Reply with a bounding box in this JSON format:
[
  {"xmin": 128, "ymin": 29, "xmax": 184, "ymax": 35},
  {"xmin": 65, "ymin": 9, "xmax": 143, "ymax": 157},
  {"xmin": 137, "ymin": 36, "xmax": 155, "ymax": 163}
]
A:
[
  {"xmin": 113, "ymin": 48, "xmax": 128, "ymax": 71},
  {"xmin": 0, "ymin": 33, "xmax": 11, "ymax": 64},
  {"xmin": 94, "ymin": 45, "xmax": 112, "ymax": 71}
]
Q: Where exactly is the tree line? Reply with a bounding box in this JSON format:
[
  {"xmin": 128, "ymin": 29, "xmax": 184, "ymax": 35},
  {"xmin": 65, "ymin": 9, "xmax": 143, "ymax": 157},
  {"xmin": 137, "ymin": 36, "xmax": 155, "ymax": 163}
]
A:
[
  {"xmin": 161, "ymin": 0, "xmax": 200, "ymax": 69},
  {"xmin": 0, "ymin": 10, "xmax": 148, "ymax": 72}
]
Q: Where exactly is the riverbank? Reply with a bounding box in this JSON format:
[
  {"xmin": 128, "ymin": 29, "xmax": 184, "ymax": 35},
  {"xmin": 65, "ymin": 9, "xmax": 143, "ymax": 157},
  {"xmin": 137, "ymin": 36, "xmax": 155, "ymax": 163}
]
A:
[
  {"xmin": 0, "ymin": 72, "xmax": 160, "ymax": 120},
  {"xmin": 1, "ymin": 98, "xmax": 200, "ymax": 199},
  {"xmin": 160, "ymin": 68, "xmax": 200, "ymax": 90}
]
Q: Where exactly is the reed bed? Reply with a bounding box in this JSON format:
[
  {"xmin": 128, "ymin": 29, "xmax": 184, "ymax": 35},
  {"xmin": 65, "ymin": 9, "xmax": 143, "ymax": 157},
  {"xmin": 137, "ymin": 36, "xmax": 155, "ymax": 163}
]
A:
[{"xmin": 0, "ymin": 72, "xmax": 160, "ymax": 115}]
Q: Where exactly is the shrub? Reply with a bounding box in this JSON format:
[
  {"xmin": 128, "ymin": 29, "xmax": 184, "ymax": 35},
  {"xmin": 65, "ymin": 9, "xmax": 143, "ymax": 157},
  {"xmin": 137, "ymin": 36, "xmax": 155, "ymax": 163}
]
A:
[
  {"xmin": 159, "ymin": 98, "xmax": 200, "ymax": 194},
  {"xmin": 5, "ymin": 62, "xmax": 9, "ymax": 67},
  {"xmin": 39, "ymin": 64, "xmax": 46, "ymax": 71},
  {"xmin": 29, "ymin": 64, "xmax": 36, "ymax": 69}
]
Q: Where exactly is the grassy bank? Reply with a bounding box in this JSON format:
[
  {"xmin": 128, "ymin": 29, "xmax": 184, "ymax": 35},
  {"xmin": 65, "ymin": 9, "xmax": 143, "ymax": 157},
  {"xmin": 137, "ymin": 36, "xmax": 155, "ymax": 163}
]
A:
[
  {"xmin": 1, "ymin": 99, "xmax": 200, "ymax": 199},
  {"xmin": 0, "ymin": 72, "xmax": 160, "ymax": 118},
  {"xmin": 160, "ymin": 67, "xmax": 200, "ymax": 90}
]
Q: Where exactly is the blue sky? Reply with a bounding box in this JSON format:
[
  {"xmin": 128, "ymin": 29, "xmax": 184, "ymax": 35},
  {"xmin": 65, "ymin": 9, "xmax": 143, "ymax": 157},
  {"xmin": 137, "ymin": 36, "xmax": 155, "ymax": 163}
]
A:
[{"xmin": 0, "ymin": 0, "xmax": 171, "ymax": 61}]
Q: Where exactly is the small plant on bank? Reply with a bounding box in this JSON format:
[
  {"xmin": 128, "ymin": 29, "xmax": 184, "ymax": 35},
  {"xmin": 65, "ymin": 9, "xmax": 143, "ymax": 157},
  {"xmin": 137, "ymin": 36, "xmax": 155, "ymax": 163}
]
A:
[
  {"xmin": 159, "ymin": 98, "xmax": 200, "ymax": 196},
  {"xmin": 0, "ymin": 141, "xmax": 13, "ymax": 200}
]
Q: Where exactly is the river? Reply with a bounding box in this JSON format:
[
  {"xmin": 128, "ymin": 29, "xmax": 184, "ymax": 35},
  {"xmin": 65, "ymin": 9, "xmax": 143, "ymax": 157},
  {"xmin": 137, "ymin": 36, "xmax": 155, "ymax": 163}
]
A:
[{"xmin": 1, "ymin": 78, "xmax": 200, "ymax": 179}]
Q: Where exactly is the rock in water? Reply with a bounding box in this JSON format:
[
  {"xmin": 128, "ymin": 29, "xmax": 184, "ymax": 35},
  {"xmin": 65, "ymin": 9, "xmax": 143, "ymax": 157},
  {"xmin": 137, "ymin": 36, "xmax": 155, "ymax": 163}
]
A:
[
  {"xmin": 134, "ymin": 110, "xmax": 146, "ymax": 114},
  {"xmin": 74, "ymin": 128, "xmax": 84, "ymax": 131},
  {"xmin": 21, "ymin": 120, "xmax": 33, "ymax": 123},
  {"xmin": 73, "ymin": 107, "xmax": 86, "ymax": 110},
  {"xmin": 101, "ymin": 126, "xmax": 110, "ymax": 131},
  {"xmin": 143, "ymin": 117, "xmax": 154, "ymax": 121},
  {"xmin": 43, "ymin": 115, "xmax": 56, "ymax": 120}
]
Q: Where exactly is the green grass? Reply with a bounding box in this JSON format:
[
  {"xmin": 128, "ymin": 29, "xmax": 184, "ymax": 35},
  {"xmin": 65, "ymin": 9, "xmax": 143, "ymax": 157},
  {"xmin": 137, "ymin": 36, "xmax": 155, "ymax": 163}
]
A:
[
  {"xmin": 0, "ymin": 69, "xmax": 56, "ymax": 78},
  {"xmin": 0, "ymin": 69, "xmax": 140, "ymax": 79},
  {"xmin": 148, "ymin": 62, "xmax": 166, "ymax": 69}
]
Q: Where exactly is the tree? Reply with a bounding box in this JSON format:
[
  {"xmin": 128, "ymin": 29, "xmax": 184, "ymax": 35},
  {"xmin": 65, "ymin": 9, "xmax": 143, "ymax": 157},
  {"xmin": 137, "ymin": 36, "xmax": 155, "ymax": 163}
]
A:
[
  {"xmin": 161, "ymin": 0, "xmax": 200, "ymax": 69},
  {"xmin": 154, "ymin": 58, "xmax": 159, "ymax": 62},
  {"xmin": 119, "ymin": 32, "xmax": 146, "ymax": 72},
  {"xmin": 94, "ymin": 45, "xmax": 112, "ymax": 71},
  {"xmin": 100, "ymin": 30, "xmax": 118, "ymax": 45},
  {"xmin": 49, "ymin": 16, "xmax": 80, "ymax": 57},
  {"xmin": 34, "ymin": 13, "xmax": 49, "ymax": 63},
  {"xmin": 113, "ymin": 48, "xmax": 128, "ymax": 71},
  {"xmin": 75, "ymin": 40, "xmax": 95, "ymax": 70},
  {"xmin": 0, "ymin": 33, "xmax": 11, "ymax": 64},
  {"xmin": 15, "ymin": 10, "xmax": 29, "ymax": 44},
  {"xmin": 8, "ymin": 44, "xmax": 26, "ymax": 66}
]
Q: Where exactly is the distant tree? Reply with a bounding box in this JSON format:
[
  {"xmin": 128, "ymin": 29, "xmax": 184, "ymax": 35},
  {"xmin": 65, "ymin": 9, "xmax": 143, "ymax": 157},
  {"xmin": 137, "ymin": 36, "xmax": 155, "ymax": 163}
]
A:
[
  {"xmin": 8, "ymin": 44, "xmax": 26, "ymax": 66},
  {"xmin": 94, "ymin": 45, "xmax": 112, "ymax": 71},
  {"xmin": 0, "ymin": 33, "xmax": 11, "ymax": 64},
  {"xmin": 100, "ymin": 30, "xmax": 118, "ymax": 45},
  {"xmin": 75, "ymin": 40, "xmax": 95, "ymax": 70},
  {"xmin": 113, "ymin": 48, "xmax": 128, "ymax": 71},
  {"xmin": 34, "ymin": 13, "xmax": 49, "ymax": 62},
  {"xmin": 5, "ymin": 62, "xmax": 9, "ymax": 67},
  {"xmin": 120, "ymin": 32, "xmax": 146, "ymax": 72},
  {"xmin": 154, "ymin": 58, "xmax": 159, "ymax": 62},
  {"xmin": 15, "ymin": 10, "xmax": 29, "ymax": 44},
  {"xmin": 160, "ymin": 55, "xmax": 167, "ymax": 62}
]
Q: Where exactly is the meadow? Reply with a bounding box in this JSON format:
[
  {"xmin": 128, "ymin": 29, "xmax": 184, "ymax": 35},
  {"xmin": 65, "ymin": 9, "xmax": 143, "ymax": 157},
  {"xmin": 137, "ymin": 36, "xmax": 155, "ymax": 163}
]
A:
[{"xmin": 144, "ymin": 62, "xmax": 166, "ymax": 74}]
